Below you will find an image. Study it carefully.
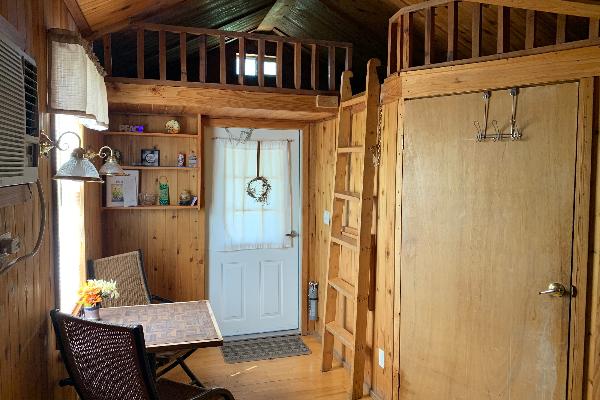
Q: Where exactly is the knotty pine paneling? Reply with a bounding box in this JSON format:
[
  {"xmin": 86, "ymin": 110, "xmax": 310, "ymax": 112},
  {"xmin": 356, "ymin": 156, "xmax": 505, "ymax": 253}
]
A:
[
  {"xmin": 306, "ymin": 99, "xmax": 398, "ymax": 400},
  {"xmin": 0, "ymin": 1, "xmax": 80, "ymax": 399}
]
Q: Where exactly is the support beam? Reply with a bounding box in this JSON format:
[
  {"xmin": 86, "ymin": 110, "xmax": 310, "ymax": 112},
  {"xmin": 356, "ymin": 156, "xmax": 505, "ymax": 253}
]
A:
[
  {"xmin": 447, "ymin": 1, "xmax": 458, "ymax": 61},
  {"xmin": 256, "ymin": 0, "xmax": 297, "ymax": 32},
  {"xmin": 63, "ymin": 0, "xmax": 92, "ymax": 36},
  {"xmin": 525, "ymin": 10, "xmax": 536, "ymax": 49},
  {"xmin": 472, "ymin": 3, "xmax": 482, "ymax": 58},
  {"xmin": 497, "ymin": 6, "xmax": 510, "ymax": 53},
  {"xmin": 424, "ymin": 7, "xmax": 435, "ymax": 65},
  {"xmin": 464, "ymin": 0, "xmax": 600, "ymax": 18}
]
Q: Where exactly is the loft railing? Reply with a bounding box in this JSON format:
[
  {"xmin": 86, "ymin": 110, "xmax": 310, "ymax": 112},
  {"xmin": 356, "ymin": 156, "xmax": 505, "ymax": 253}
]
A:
[
  {"xmin": 387, "ymin": 0, "xmax": 600, "ymax": 74},
  {"xmin": 99, "ymin": 23, "xmax": 352, "ymax": 94}
]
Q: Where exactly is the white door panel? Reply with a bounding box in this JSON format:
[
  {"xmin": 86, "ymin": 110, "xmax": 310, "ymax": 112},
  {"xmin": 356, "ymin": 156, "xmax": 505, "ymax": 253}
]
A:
[{"xmin": 206, "ymin": 128, "xmax": 301, "ymax": 337}]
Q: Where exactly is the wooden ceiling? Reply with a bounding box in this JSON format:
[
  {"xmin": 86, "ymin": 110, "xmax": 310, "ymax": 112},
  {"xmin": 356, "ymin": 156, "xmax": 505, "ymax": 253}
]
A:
[{"xmin": 68, "ymin": 0, "xmax": 597, "ymax": 88}]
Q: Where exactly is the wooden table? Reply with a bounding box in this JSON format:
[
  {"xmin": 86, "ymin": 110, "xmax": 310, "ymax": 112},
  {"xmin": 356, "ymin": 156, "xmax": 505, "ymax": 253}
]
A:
[{"xmin": 99, "ymin": 300, "xmax": 223, "ymax": 353}]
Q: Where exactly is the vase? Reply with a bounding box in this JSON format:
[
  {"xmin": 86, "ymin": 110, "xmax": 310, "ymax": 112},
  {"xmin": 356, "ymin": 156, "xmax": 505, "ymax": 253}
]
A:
[{"xmin": 84, "ymin": 304, "xmax": 100, "ymax": 321}]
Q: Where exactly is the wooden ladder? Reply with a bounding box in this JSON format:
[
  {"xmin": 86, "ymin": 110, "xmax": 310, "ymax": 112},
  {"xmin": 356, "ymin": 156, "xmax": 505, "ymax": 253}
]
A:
[{"xmin": 321, "ymin": 59, "xmax": 381, "ymax": 400}]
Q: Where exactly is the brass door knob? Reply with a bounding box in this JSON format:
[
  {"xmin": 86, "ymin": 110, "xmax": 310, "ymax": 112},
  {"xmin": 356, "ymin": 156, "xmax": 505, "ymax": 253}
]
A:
[{"xmin": 539, "ymin": 282, "xmax": 569, "ymax": 298}]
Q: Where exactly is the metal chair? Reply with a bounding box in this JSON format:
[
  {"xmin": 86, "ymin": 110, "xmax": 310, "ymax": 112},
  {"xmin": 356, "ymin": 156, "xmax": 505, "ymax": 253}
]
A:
[
  {"xmin": 87, "ymin": 250, "xmax": 200, "ymax": 386},
  {"xmin": 50, "ymin": 310, "xmax": 235, "ymax": 400}
]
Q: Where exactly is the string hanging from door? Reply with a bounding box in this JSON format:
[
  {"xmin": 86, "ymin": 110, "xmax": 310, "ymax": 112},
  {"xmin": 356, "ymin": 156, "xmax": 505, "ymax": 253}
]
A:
[
  {"xmin": 225, "ymin": 127, "xmax": 255, "ymax": 145},
  {"xmin": 246, "ymin": 141, "xmax": 272, "ymax": 205}
]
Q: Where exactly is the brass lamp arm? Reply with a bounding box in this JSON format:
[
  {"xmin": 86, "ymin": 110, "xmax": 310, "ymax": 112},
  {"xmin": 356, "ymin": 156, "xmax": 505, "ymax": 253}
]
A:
[{"xmin": 86, "ymin": 145, "xmax": 114, "ymax": 160}]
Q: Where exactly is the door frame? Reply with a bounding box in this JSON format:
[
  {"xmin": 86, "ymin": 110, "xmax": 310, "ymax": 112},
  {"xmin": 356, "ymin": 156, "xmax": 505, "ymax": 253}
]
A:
[
  {"xmin": 389, "ymin": 52, "xmax": 597, "ymax": 400},
  {"xmin": 202, "ymin": 117, "xmax": 312, "ymax": 335}
]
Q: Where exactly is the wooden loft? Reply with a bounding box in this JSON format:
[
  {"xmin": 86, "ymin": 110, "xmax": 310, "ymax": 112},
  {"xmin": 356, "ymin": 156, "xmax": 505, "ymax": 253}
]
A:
[
  {"xmin": 387, "ymin": 0, "xmax": 600, "ymax": 74},
  {"xmin": 97, "ymin": 22, "xmax": 353, "ymax": 97}
]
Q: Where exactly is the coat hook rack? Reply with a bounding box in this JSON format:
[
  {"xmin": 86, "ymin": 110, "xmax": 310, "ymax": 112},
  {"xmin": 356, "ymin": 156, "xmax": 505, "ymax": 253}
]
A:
[
  {"xmin": 474, "ymin": 91, "xmax": 491, "ymax": 142},
  {"xmin": 509, "ymin": 88, "xmax": 523, "ymax": 141},
  {"xmin": 474, "ymin": 88, "xmax": 523, "ymax": 142}
]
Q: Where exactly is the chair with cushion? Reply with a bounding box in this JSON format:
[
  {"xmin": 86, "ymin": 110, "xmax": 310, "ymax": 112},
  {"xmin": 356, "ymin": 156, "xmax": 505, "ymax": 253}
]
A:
[
  {"xmin": 87, "ymin": 250, "xmax": 199, "ymax": 385},
  {"xmin": 50, "ymin": 310, "xmax": 235, "ymax": 400}
]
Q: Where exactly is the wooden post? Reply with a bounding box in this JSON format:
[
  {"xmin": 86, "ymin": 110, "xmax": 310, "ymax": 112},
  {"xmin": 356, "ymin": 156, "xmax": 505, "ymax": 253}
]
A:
[
  {"xmin": 525, "ymin": 10, "xmax": 536, "ymax": 49},
  {"xmin": 497, "ymin": 5, "xmax": 510, "ymax": 54},
  {"xmin": 238, "ymin": 37, "xmax": 245, "ymax": 85},
  {"xmin": 180, "ymin": 32, "xmax": 187, "ymax": 82},
  {"xmin": 556, "ymin": 14, "xmax": 567, "ymax": 44},
  {"xmin": 158, "ymin": 30, "xmax": 166, "ymax": 80},
  {"xmin": 219, "ymin": 35, "xmax": 226, "ymax": 84},
  {"xmin": 294, "ymin": 42, "xmax": 302, "ymax": 89},
  {"xmin": 447, "ymin": 1, "xmax": 458, "ymax": 62},
  {"xmin": 277, "ymin": 40, "xmax": 283, "ymax": 88},
  {"xmin": 590, "ymin": 17, "xmax": 599, "ymax": 39},
  {"xmin": 310, "ymin": 44, "xmax": 318, "ymax": 90},
  {"xmin": 472, "ymin": 3, "xmax": 482, "ymax": 58},
  {"xmin": 258, "ymin": 38, "xmax": 265, "ymax": 87},
  {"xmin": 402, "ymin": 13, "xmax": 413, "ymax": 69},
  {"xmin": 137, "ymin": 29, "xmax": 144, "ymax": 79},
  {"xmin": 388, "ymin": 20, "xmax": 399, "ymax": 74},
  {"xmin": 424, "ymin": 7, "xmax": 435, "ymax": 65},
  {"xmin": 345, "ymin": 46, "xmax": 352, "ymax": 71},
  {"xmin": 198, "ymin": 34, "xmax": 206, "ymax": 83},
  {"xmin": 328, "ymin": 45, "xmax": 335, "ymax": 91},
  {"xmin": 103, "ymin": 33, "xmax": 112, "ymax": 76}
]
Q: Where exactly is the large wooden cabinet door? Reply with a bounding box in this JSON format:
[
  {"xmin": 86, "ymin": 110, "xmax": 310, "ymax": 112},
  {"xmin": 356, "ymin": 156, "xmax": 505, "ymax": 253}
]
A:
[{"xmin": 399, "ymin": 83, "xmax": 580, "ymax": 399}]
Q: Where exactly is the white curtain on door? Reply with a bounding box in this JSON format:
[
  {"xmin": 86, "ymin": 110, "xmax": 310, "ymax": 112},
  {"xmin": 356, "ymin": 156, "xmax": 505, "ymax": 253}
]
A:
[{"xmin": 213, "ymin": 139, "xmax": 292, "ymax": 251}]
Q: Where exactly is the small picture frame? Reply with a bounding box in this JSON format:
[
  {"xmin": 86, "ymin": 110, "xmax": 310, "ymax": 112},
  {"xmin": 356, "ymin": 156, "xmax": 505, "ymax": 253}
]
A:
[{"xmin": 141, "ymin": 149, "xmax": 160, "ymax": 167}]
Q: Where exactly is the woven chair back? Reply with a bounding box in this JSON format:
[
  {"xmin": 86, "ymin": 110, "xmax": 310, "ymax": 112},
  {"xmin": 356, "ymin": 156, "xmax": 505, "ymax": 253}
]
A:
[
  {"xmin": 88, "ymin": 251, "xmax": 151, "ymax": 307},
  {"xmin": 50, "ymin": 310, "xmax": 159, "ymax": 400}
]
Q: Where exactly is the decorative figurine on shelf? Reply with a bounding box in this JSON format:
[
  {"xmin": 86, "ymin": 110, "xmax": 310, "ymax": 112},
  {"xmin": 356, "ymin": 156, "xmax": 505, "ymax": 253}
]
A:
[
  {"xmin": 187, "ymin": 151, "xmax": 198, "ymax": 167},
  {"xmin": 178, "ymin": 190, "xmax": 193, "ymax": 206},
  {"xmin": 166, "ymin": 119, "xmax": 181, "ymax": 134},
  {"xmin": 158, "ymin": 176, "xmax": 170, "ymax": 205},
  {"xmin": 78, "ymin": 279, "xmax": 119, "ymax": 320},
  {"xmin": 177, "ymin": 152, "xmax": 186, "ymax": 167}
]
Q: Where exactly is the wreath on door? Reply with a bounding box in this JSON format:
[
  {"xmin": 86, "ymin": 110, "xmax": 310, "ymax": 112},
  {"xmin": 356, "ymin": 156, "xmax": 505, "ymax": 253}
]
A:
[{"xmin": 246, "ymin": 141, "xmax": 271, "ymax": 204}]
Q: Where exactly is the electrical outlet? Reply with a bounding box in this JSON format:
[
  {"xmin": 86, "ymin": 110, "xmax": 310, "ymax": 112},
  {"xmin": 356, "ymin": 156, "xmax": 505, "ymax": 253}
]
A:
[
  {"xmin": 378, "ymin": 348, "xmax": 385, "ymax": 369},
  {"xmin": 323, "ymin": 210, "xmax": 331, "ymax": 225}
]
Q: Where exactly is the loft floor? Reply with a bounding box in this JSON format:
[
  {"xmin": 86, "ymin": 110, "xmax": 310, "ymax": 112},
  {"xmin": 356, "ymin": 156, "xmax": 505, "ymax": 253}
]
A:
[{"xmin": 163, "ymin": 335, "xmax": 373, "ymax": 400}]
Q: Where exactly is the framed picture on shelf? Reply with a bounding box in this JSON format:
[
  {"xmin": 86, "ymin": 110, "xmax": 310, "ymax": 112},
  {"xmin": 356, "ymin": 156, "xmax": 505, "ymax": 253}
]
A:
[
  {"xmin": 141, "ymin": 149, "xmax": 160, "ymax": 167},
  {"xmin": 105, "ymin": 171, "xmax": 139, "ymax": 207}
]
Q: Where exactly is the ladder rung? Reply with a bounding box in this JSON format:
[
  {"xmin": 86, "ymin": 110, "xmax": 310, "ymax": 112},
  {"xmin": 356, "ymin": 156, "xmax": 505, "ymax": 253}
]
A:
[
  {"xmin": 329, "ymin": 277, "xmax": 355, "ymax": 299},
  {"xmin": 325, "ymin": 322, "xmax": 355, "ymax": 350},
  {"xmin": 334, "ymin": 190, "xmax": 361, "ymax": 202},
  {"xmin": 331, "ymin": 233, "xmax": 358, "ymax": 251},
  {"xmin": 337, "ymin": 146, "xmax": 363, "ymax": 154},
  {"xmin": 342, "ymin": 226, "xmax": 359, "ymax": 237}
]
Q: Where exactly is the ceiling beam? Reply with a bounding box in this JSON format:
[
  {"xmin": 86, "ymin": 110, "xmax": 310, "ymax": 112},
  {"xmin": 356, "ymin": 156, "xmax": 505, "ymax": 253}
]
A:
[
  {"xmin": 256, "ymin": 0, "xmax": 297, "ymax": 32},
  {"xmin": 466, "ymin": 0, "xmax": 600, "ymax": 18},
  {"xmin": 63, "ymin": 0, "xmax": 92, "ymax": 36}
]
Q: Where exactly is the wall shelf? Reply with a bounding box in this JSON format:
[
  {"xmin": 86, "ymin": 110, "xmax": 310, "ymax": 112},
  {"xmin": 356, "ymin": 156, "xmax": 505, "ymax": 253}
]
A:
[
  {"xmin": 104, "ymin": 132, "xmax": 198, "ymax": 138},
  {"xmin": 102, "ymin": 206, "xmax": 199, "ymax": 211}
]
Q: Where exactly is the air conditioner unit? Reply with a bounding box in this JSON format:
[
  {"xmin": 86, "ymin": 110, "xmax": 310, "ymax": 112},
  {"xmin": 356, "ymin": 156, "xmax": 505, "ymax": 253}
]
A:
[{"xmin": 0, "ymin": 31, "xmax": 39, "ymax": 188}]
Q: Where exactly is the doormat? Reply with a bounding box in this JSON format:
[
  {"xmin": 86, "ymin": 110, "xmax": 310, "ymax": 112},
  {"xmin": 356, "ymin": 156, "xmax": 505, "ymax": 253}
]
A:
[{"xmin": 221, "ymin": 335, "xmax": 311, "ymax": 364}]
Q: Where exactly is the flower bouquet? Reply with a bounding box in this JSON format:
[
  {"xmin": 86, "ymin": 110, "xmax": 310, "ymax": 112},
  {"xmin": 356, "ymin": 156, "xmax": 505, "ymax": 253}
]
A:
[{"xmin": 78, "ymin": 279, "xmax": 120, "ymax": 320}]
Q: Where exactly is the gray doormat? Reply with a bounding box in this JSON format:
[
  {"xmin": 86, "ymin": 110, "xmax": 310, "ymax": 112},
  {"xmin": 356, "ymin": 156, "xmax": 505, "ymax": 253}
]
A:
[{"xmin": 221, "ymin": 335, "xmax": 311, "ymax": 364}]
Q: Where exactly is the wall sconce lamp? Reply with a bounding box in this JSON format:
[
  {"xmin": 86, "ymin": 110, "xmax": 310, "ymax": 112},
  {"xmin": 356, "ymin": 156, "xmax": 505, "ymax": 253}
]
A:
[{"xmin": 39, "ymin": 131, "xmax": 126, "ymax": 182}]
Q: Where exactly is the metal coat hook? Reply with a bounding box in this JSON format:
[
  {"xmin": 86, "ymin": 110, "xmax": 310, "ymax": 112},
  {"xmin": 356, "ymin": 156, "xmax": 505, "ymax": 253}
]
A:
[
  {"xmin": 475, "ymin": 91, "xmax": 491, "ymax": 142},
  {"xmin": 509, "ymin": 88, "xmax": 523, "ymax": 140}
]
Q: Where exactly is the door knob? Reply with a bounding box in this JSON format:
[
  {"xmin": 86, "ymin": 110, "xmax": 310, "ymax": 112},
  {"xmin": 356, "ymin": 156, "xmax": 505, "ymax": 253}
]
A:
[
  {"xmin": 539, "ymin": 282, "xmax": 569, "ymax": 298},
  {"xmin": 286, "ymin": 230, "xmax": 299, "ymax": 238}
]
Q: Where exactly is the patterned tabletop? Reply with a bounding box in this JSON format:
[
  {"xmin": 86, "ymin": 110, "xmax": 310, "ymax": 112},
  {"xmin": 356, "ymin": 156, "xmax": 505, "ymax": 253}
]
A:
[{"xmin": 99, "ymin": 301, "xmax": 223, "ymax": 352}]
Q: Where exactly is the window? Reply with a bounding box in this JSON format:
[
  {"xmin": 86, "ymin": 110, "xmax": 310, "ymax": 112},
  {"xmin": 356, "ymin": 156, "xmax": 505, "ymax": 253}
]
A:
[
  {"xmin": 54, "ymin": 114, "xmax": 86, "ymax": 312},
  {"xmin": 235, "ymin": 54, "xmax": 277, "ymax": 77}
]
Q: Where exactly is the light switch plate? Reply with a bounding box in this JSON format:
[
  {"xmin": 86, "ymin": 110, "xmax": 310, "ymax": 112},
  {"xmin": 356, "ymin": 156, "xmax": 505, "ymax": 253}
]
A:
[
  {"xmin": 378, "ymin": 348, "xmax": 385, "ymax": 368},
  {"xmin": 323, "ymin": 210, "xmax": 331, "ymax": 225}
]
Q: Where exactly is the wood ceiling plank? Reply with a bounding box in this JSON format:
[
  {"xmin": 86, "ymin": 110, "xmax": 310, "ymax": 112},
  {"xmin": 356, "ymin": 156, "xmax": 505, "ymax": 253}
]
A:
[{"xmin": 256, "ymin": 0, "xmax": 296, "ymax": 32}]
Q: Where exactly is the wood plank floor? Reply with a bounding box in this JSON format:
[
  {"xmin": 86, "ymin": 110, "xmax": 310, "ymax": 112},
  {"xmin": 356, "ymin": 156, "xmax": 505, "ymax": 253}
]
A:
[{"xmin": 163, "ymin": 335, "xmax": 373, "ymax": 399}]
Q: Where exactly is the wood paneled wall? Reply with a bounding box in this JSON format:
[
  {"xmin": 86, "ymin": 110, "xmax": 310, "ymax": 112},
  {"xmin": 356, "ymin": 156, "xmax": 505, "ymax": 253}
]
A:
[
  {"xmin": 0, "ymin": 1, "xmax": 81, "ymax": 399},
  {"xmin": 306, "ymin": 98, "xmax": 398, "ymax": 400}
]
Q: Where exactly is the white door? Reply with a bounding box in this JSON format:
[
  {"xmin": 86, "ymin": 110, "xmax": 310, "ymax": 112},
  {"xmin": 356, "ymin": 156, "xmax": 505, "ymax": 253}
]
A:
[{"xmin": 206, "ymin": 127, "xmax": 301, "ymax": 337}]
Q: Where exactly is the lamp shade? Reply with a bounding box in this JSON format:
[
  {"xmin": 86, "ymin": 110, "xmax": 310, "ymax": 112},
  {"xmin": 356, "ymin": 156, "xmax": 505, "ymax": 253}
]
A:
[
  {"xmin": 54, "ymin": 148, "xmax": 103, "ymax": 182},
  {"xmin": 98, "ymin": 155, "xmax": 127, "ymax": 176}
]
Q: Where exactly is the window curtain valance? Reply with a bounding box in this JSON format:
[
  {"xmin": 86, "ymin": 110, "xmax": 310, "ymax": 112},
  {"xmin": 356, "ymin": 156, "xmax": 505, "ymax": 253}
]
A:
[{"xmin": 48, "ymin": 29, "xmax": 109, "ymax": 131}]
